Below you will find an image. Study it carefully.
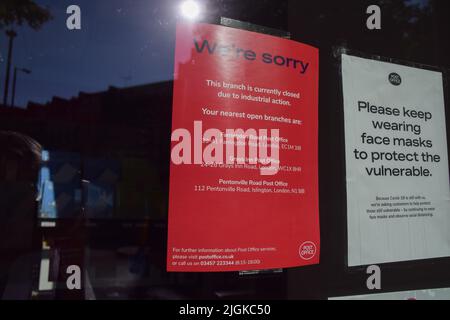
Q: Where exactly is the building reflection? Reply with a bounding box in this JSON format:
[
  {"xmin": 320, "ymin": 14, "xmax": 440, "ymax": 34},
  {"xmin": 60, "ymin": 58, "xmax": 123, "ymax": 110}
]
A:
[{"xmin": 0, "ymin": 81, "xmax": 196, "ymax": 299}]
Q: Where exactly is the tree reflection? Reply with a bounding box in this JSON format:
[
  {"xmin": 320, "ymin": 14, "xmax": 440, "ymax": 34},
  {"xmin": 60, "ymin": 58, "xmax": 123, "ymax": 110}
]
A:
[{"xmin": 0, "ymin": 0, "xmax": 51, "ymax": 30}]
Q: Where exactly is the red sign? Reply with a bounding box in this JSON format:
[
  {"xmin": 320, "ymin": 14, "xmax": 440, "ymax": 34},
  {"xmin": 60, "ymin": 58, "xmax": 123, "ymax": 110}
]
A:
[{"xmin": 167, "ymin": 23, "xmax": 319, "ymax": 272}]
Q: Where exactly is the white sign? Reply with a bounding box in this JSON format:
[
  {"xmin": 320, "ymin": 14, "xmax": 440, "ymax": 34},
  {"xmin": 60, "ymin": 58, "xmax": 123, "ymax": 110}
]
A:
[
  {"xmin": 342, "ymin": 53, "xmax": 450, "ymax": 266},
  {"xmin": 329, "ymin": 287, "xmax": 450, "ymax": 300}
]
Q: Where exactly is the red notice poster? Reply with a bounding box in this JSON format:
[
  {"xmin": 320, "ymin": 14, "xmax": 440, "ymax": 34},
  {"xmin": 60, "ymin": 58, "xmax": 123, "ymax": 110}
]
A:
[{"xmin": 167, "ymin": 23, "xmax": 319, "ymax": 272}]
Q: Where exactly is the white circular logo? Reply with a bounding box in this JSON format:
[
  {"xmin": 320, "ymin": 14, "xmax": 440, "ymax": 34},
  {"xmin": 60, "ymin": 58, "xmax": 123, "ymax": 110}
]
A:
[{"xmin": 299, "ymin": 241, "xmax": 317, "ymax": 260}]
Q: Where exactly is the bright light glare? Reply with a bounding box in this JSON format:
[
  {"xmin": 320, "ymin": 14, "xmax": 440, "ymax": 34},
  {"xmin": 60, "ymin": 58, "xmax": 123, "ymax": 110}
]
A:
[{"xmin": 180, "ymin": 0, "xmax": 201, "ymax": 20}]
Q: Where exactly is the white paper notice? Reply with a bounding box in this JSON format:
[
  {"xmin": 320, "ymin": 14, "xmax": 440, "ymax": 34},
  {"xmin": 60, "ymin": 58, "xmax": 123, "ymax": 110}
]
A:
[{"xmin": 342, "ymin": 53, "xmax": 450, "ymax": 266}]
